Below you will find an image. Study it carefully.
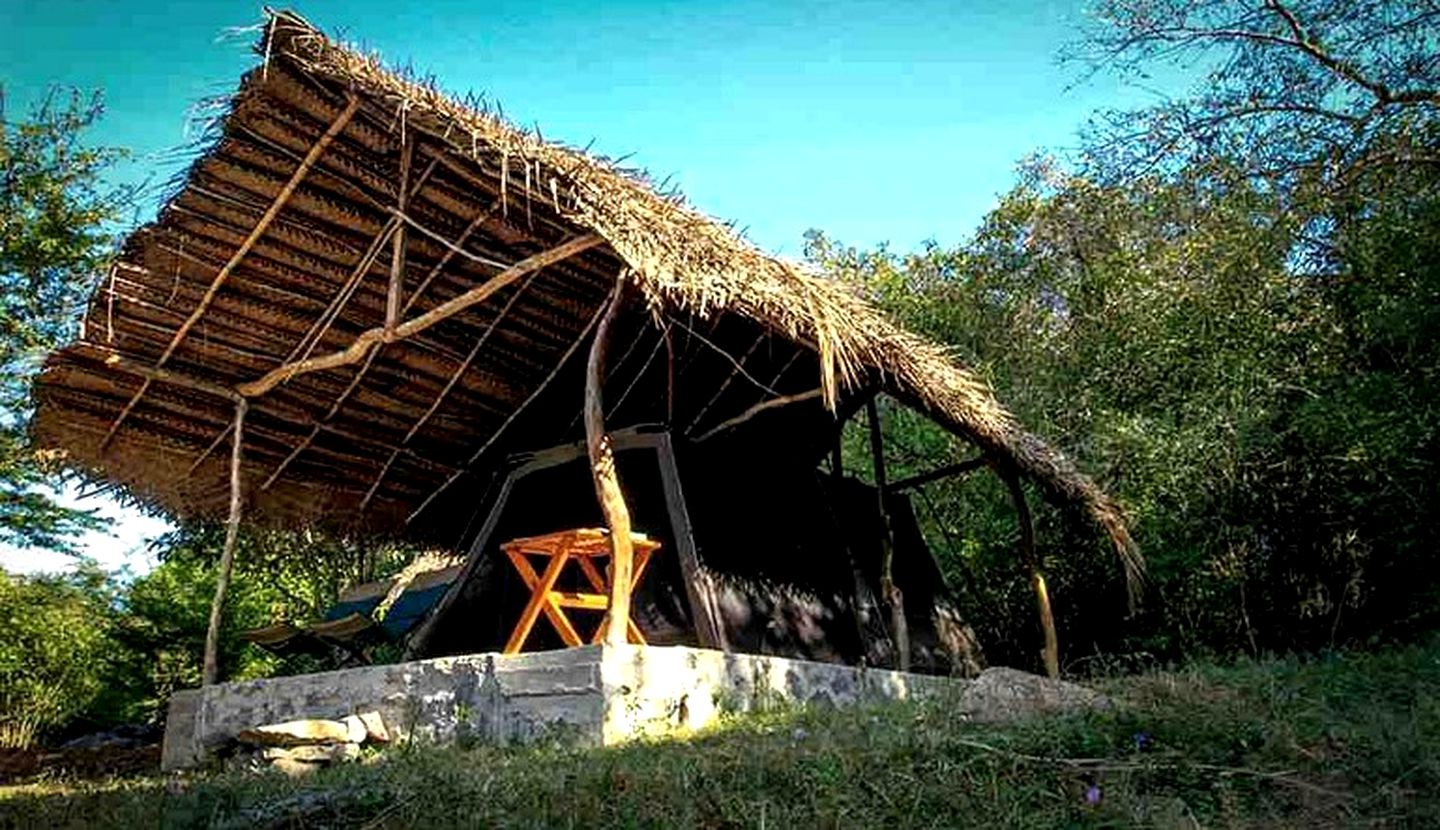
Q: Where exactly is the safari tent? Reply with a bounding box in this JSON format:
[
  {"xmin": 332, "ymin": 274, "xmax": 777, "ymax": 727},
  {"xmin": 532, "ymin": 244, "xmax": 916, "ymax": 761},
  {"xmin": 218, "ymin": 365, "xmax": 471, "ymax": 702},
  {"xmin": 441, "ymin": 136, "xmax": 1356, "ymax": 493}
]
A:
[{"xmin": 31, "ymin": 10, "xmax": 1139, "ymax": 681}]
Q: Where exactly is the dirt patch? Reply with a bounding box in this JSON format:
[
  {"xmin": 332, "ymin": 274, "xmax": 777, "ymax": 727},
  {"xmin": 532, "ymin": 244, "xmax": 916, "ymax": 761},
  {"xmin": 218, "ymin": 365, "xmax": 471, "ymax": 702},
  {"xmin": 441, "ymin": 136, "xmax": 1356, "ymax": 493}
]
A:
[{"xmin": 0, "ymin": 744, "xmax": 160, "ymax": 785}]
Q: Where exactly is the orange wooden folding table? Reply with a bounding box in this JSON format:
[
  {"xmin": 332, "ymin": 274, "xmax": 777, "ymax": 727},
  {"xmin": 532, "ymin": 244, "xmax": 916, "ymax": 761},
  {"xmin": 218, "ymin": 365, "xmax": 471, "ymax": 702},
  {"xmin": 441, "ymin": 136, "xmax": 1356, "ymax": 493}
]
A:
[{"xmin": 500, "ymin": 528, "xmax": 662, "ymax": 654}]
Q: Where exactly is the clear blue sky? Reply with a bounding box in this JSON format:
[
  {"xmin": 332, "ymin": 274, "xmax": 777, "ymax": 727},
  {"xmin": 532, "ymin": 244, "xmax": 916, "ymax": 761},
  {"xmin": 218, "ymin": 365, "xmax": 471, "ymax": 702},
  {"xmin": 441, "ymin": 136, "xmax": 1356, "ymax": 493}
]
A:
[{"xmin": 0, "ymin": 0, "xmax": 1180, "ymax": 572}]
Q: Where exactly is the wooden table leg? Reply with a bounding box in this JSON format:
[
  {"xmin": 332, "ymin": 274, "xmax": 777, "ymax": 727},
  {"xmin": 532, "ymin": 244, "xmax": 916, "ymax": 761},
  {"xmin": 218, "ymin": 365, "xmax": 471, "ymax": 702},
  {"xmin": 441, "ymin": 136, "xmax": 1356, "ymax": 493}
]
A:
[
  {"xmin": 507, "ymin": 548, "xmax": 587, "ymax": 648},
  {"xmin": 504, "ymin": 546, "xmax": 573, "ymax": 654}
]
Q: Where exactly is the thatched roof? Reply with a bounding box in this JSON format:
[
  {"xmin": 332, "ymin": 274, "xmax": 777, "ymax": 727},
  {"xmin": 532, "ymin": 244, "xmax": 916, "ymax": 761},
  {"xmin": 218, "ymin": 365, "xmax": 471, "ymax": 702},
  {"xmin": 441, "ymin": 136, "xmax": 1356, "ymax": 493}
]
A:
[{"xmin": 31, "ymin": 10, "xmax": 1139, "ymax": 587}]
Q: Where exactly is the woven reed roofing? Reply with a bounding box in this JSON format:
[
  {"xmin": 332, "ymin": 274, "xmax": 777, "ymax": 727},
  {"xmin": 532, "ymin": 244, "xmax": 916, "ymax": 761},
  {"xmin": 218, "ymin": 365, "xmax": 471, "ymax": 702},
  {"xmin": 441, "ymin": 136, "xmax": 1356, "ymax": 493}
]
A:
[{"xmin": 31, "ymin": 10, "xmax": 1139, "ymax": 586}]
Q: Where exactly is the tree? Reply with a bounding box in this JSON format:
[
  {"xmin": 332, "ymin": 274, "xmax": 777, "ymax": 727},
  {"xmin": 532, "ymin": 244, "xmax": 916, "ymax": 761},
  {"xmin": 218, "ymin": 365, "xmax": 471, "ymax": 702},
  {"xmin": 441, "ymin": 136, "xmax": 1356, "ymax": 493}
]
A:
[
  {"xmin": 1, "ymin": 88, "xmax": 131, "ymax": 553},
  {"xmin": 1070, "ymin": 0, "xmax": 1439, "ymax": 203},
  {"xmin": 806, "ymin": 1, "xmax": 1440, "ymax": 666}
]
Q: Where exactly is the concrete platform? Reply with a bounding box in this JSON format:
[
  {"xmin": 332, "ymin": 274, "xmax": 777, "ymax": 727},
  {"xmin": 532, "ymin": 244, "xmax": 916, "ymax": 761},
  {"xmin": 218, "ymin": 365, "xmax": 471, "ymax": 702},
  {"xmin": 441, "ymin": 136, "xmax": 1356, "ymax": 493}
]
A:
[{"xmin": 161, "ymin": 644, "xmax": 952, "ymax": 770}]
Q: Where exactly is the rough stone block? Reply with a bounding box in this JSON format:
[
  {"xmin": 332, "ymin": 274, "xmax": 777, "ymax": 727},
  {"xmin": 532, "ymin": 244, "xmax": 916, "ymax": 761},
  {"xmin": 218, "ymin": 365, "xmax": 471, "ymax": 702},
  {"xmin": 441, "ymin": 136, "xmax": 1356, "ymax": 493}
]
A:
[
  {"xmin": 269, "ymin": 757, "xmax": 322, "ymax": 778},
  {"xmin": 958, "ymin": 667, "xmax": 1110, "ymax": 722},
  {"xmin": 355, "ymin": 711, "xmax": 390, "ymax": 743},
  {"xmin": 160, "ymin": 688, "xmax": 202, "ymax": 772}
]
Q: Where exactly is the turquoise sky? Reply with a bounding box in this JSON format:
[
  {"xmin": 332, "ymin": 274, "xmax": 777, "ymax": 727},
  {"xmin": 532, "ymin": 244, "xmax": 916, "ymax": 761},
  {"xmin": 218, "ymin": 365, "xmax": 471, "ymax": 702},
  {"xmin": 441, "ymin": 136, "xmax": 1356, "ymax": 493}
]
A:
[
  {"xmin": 2, "ymin": 0, "xmax": 1177, "ymax": 253},
  {"xmin": 1, "ymin": 0, "xmax": 1183, "ymax": 572}
]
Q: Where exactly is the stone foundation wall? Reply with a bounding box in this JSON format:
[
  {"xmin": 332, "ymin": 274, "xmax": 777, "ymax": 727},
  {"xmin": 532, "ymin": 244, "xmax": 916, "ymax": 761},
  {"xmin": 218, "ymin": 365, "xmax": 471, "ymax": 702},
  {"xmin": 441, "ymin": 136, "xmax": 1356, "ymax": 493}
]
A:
[
  {"xmin": 600, "ymin": 645, "xmax": 951, "ymax": 742},
  {"xmin": 162, "ymin": 645, "xmax": 957, "ymax": 771}
]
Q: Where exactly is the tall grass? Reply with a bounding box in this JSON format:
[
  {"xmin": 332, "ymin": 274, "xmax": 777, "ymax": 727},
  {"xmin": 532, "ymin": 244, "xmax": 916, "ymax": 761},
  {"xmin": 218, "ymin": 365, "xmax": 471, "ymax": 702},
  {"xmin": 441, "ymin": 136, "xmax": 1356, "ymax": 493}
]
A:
[{"xmin": 4, "ymin": 638, "xmax": 1438, "ymax": 828}]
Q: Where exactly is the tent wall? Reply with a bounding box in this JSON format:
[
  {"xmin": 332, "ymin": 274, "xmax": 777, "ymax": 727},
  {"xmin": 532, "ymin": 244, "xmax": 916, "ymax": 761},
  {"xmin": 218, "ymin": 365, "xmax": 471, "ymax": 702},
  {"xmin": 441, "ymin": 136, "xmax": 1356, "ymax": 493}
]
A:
[{"xmin": 413, "ymin": 428, "xmax": 980, "ymax": 675}]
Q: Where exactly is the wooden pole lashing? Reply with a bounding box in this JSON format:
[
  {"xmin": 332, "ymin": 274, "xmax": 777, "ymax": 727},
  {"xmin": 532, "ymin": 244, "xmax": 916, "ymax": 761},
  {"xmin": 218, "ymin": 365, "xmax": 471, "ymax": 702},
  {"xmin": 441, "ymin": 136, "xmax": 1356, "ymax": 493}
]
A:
[
  {"xmin": 866, "ymin": 398, "xmax": 910, "ymax": 672},
  {"xmin": 999, "ymin": 464, "xmax": 1059, "ymax": 679},
  {"xmin": 585, "ymin": 284, "xmax": 636, "ymax": 646},
  {"xmin": 202, "ymin": 398, "xmax": 247, "ymax": 686}
]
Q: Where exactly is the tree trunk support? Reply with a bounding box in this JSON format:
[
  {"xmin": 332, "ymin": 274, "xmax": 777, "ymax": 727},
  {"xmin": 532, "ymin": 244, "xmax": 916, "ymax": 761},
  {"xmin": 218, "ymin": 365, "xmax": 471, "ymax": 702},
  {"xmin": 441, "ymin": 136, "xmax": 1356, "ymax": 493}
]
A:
[
  {"xmin": 866, "ymin": 398, "xmax": 910, "ymax": 671},
  {"xmin": 203, "ymin": 398, "xmax": 247, "ymax": 686},
  {"xmin": 999, "ymin": 464, "xmax": 1059, "ymax": 679},
  {"xmin": 585, "ymin": 285, "xmax": 636, "ymax": 646}
]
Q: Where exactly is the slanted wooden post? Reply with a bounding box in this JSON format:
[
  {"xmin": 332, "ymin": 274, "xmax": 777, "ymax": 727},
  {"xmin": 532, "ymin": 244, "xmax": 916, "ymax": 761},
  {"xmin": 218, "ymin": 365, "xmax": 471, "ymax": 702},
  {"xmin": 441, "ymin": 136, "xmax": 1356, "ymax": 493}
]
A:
[
  {"xmin": 826, "ymin": 427, "xmax": 881, "ymax": 663},
  {"xmin": 866, "ymin": 398, "xmax": 910, "ymax": 672},
  {"xmin": 654, "ymin": 433, "xmax": 726, "ymax": 651},
  {"xmin": 585, "ymin": 285, "xmax": 635, "ymax": 646},
  {"xmin": 999, "ymin": 465, "xmax": 1059, "ymax": 679},
  {"xmin": 202, "ymin": 398, "xmax": 247, "ymax": 686}
]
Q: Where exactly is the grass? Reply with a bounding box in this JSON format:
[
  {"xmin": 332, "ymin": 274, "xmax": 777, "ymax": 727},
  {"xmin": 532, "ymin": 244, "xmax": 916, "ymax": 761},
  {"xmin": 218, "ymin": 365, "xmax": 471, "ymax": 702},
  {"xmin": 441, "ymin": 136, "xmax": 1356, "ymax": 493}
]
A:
[{"xmin": 3, "ymin": 639, "xmax": 1439, "ymax": 828}]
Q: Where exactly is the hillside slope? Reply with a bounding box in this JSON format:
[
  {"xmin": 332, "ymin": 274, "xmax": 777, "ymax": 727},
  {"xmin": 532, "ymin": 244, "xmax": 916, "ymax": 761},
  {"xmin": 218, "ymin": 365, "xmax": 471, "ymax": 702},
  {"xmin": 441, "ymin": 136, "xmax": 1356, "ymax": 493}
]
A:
[{"xmin": 3, "ymin": 639, "xmax": 1438, "ymax": 828}]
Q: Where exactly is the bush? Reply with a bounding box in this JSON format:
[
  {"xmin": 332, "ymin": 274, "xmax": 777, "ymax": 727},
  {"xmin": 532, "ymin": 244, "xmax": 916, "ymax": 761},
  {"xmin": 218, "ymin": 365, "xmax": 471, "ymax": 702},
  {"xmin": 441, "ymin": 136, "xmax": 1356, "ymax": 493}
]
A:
[{"xmin": 0, "ymin": 566, "xmax": 115, "ymax": 748}]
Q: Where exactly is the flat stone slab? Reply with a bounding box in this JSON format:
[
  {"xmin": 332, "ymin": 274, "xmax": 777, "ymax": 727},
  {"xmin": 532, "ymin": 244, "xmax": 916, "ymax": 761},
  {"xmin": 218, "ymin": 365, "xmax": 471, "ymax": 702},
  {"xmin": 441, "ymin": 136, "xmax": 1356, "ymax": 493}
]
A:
[
  {"xmin": 261, "ymin": 743, "xmax": 360, "ymax": 763},
  {"xmin": 238, "ymin": 718, "xmax": 352, "ymax": 747}
]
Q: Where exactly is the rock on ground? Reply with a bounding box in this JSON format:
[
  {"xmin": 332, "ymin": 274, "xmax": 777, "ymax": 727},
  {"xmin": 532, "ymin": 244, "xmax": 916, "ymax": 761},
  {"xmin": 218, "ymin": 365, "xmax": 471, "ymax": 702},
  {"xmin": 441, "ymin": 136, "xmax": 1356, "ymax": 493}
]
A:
[{"xmin": 958, "ymin": 667, "xmax": 1110, "ymax": 723}]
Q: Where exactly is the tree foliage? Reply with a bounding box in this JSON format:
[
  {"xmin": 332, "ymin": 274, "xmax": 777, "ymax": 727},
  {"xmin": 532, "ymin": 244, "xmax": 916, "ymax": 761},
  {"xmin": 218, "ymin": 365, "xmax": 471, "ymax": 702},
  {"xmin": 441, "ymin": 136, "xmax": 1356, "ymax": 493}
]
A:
[
  {"xmin": 811, "ymin": 0, "xmax": 1440, "ymax": 669},
  {"xmin": 0, "ymin": 565, "xmax": 115, "ymax": 748},
  {"xmin": 0, "ymin": 523, "xmax": 408, "ymax": 745},
  {"xmin": 1, "ymin": 89, "xmax": 131, "ymax": 552}
]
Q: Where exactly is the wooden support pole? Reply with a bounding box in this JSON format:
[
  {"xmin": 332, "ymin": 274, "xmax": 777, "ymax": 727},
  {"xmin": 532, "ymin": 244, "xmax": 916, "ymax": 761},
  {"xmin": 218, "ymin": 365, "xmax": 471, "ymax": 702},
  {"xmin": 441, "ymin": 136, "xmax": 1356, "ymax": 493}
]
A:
[
  {"xmin": 100, "ymin": 96, "xmax": 359, "ymax": 452},
  {"xmin": 386, "ymin": 136, "xmax": 413, "ymax": 331},
  {"xmin": 888, "ymin": 456, "xmax": 987, "ymax": 493},
  {"xmin": 654, "ymin": 432, "xmax": 726, "ymax": 651},
  {"xmin": 237, "ymin": 233, "xmax": 604, "ymax": 397},
  {"xmin": 202, "ymin": 398, "xmax": 246, "ymax": 686},
  {"xmin": 692, "ymin": 388, "xmax": 822, "ymax": 443},
  {"xmin": 585, "ymin": 285, "xmax": 635, "ymax": 646},
  {"xmin": 823, "ymin": 422, "xmax": 882, "ymax": 662},
  {"xmin": 999, "ymin": 465, "xmax": 1059, "ymax": 679},
  {"xmin": 78, "ymin": 346, "xmax": 243, "ymax": 404},
  {"xmin": 408, "ymin": 285, "xmax": 613, "ymax": 524},
  {"xmin": 867, "ymin": 398, "xmax": 910, "ymax": 672}
]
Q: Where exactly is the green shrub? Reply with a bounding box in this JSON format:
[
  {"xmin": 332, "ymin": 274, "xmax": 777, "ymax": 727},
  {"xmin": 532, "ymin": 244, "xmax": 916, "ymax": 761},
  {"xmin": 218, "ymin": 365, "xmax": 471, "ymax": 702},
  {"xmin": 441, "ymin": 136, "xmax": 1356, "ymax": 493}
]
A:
[{"xmin": 0, "ymin": 566, "xmax": 115, "ymax": 748}]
